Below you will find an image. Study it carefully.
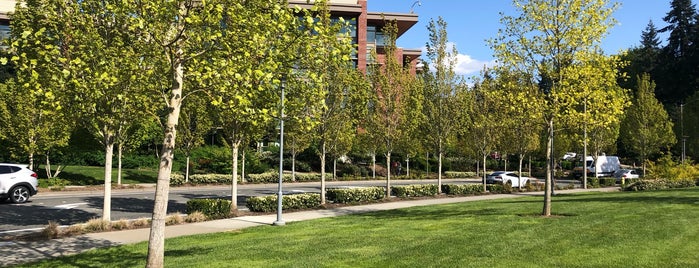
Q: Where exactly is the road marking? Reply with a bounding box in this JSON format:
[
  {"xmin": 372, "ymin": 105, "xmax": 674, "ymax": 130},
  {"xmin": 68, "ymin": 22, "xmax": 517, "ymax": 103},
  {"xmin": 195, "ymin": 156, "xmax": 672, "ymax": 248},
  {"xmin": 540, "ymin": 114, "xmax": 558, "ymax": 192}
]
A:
[
  {"xmin": 0, "ymin": 227, "xmax": 45, "ymax": 235},
  {"xmin": 54, "ymin": 203, "xmax": 88, "ymax": 209}
]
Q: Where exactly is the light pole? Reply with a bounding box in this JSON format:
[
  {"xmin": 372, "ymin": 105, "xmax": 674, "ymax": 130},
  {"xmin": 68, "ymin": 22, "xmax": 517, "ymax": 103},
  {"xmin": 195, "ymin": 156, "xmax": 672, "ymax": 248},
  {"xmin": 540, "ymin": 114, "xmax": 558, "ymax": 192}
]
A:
[{"xmin": 274, "ymin": 78, "xmax": 286, "ymax": 226}]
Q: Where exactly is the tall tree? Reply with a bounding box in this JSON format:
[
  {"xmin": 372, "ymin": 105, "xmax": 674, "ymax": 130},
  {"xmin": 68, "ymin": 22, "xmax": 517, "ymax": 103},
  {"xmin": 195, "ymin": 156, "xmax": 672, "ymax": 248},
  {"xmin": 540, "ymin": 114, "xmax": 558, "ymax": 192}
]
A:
[
  {"xmin": 421, "ymin": 17, "xmax": 466, "ymax": 193},
  {"xmin": 176, "ymin": 95, "xmax": 213, "ymax": 184},
  {"xmin": 463, "ymin": 76, "xmax": 501, "ymax": 192},
  {"xmin": 4, "ymin": 0, "xmax": 75, "ymax": 171},
  {"xmin": 621, "ymin": 74, "xmax": 677, "ymax": 175},
  {"xmin": 65, "ymin": 0, "xmax": 156, "ymax": 221},
  {"xmin": 495, "ymin": 70, "xmax": 543, "ymax": 189},
  {"xmin": 490, "ymin": 0, "xmax": 621, "ymax": 216},
  {"xmin": 656, "ymin": 0, "xmax": 698, "ymax": 103},
  {"xmin": 367, "ymin": 21, "xmax": 422, "ymax": 198},
  {"xmin": 131, "ymin": 0, "xmax": 231, "ymax": 266},
  {"xmin": 619, "ymin": 20, "xmax": 663, "ymax": 91}
]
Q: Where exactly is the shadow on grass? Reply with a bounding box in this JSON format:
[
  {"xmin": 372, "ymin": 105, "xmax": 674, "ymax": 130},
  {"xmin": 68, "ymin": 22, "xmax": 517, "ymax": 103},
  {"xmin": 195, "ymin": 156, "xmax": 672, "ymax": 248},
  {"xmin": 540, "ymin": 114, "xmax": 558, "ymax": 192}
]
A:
[
  {"xmin": 5, "ymin": 237, "xmax": 142, "ymax": 267},
  {"xmin": 500, "ymin": 188, "xmax": 699, "ymax": 206},
  {"xmin": 122, "ymin": 170, "xmax": 157, "ymax": 184}
]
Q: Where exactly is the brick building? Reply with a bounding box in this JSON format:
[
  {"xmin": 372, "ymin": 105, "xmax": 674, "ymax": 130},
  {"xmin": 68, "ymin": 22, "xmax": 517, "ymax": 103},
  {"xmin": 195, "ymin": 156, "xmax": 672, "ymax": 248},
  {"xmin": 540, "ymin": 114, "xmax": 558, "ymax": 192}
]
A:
[{"xmin": 289, "ymin": 0, "xmax": 421, "ymax": 75}]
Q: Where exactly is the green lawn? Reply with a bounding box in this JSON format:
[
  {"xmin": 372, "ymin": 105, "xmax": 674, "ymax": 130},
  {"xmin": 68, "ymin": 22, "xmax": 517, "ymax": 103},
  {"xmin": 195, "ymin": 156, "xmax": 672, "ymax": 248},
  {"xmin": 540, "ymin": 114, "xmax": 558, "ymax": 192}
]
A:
[
  {"xmin": 19, "ymin": 188, "xmax": 699, "ymax": 267},
  {"xmin": 38, "ymin": 165, "xmax": 159, "ymax": 185}
]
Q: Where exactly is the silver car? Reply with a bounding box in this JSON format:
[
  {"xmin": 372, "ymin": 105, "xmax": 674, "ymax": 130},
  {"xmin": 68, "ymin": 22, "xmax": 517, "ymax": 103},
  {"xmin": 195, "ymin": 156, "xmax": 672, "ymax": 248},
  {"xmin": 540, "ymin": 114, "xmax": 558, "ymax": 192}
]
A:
[
  {"xmin": 0, "ymin": 163, "xmax": 39, "ymax": 203},
  {"xmin": 613, "ymin": 169, "xmax": 640, "ymax": 181}
]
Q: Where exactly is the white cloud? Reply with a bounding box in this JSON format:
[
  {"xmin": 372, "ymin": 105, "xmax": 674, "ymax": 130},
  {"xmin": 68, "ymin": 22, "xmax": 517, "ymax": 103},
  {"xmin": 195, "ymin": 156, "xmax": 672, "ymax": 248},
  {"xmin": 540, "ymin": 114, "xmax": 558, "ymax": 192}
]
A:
[
  {"xmin": 454, "ymin": 53, "xmax": 496, "ymax": 76},
  {"xmin": 420, "ymin": 43, "xmax": 496, "ymax": 76}
]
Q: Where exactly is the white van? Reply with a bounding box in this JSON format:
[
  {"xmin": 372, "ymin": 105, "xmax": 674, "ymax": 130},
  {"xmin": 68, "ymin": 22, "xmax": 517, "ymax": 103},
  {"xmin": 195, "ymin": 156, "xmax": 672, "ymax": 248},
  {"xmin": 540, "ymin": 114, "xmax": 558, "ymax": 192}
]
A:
[{"xmin": 573, "ymin": 156, "xmax": 620, "ymax": 178}]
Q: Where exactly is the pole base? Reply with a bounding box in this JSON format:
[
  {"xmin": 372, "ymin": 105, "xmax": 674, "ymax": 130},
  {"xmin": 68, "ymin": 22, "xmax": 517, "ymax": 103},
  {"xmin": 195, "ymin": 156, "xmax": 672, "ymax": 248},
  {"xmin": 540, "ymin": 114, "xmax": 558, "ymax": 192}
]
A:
[{"xmin": 273, "ymin": 220, "xmax": 286, "ymax": 226}]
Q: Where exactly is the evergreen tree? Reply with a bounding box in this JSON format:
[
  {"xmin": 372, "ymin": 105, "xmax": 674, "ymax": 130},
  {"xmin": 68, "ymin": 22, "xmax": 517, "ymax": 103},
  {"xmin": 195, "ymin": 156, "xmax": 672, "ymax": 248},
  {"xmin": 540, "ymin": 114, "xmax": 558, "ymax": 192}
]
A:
[
  {"xmin": 656, "ymin": 0, "xmax": 698, "ymax": 103},
  {"xmin": 621, "ymin": 74, "xmax": 676, "ymax": 176}
]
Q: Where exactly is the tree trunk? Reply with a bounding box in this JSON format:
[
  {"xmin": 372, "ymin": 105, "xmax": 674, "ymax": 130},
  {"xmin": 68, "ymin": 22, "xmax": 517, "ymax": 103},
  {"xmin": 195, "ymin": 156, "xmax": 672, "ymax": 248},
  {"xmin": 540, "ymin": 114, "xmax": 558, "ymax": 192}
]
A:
[
  {"xmin": 185, "ymin": 156, "xmax": 190, "ymax": 183},
  {"xmin": 45, "ymin": 153, "xmax": 51, "ymax": 179},
  {"xmin": 242, "ymin": 149, "xmax": 246, "ymax": 183},
  {"xmin": 386, "ymin": 152, "xmax": 392, "ymax": 198},
  {"xmin": 231, "ymin": 141, "xmax": 239, "ymax": 213},
  {"xmin": 320, "ymin": 142, "xmax": 327, "ymax": 204},
  {"xmin": 518, "ymin": 154, "xmax": 524, "ymax": 190},
  {"xmin": 292, "ymin": 152, "xmax": 296, "ymax": 182},
  {"xmin": 117, "ymin": 144, "xmax": 123, "ymax": 186},
  {"xmin": 146, "ymin": 49, "xmax": 184, "ymax": 268},
  {"xmin": 372, "ymin": 153, "xmax": 376, "ymax": 179},
  {"xmin": 103, "ymin": 134, "xmax": 115, "ymax": 222},
  {"xmin": 438, "ymin": 152, "xmax": 443, "ymax": 194},
  {"xmin": 28, "ymin": 152, "xmax": 34, "ymax": 171},
  {"xmin": 542, "ymin": 119, "xmax": 553, "ymax": 217},
  {"xmin": 333, "ymin": 158, "xmax": 337, "ymax": 180},
  {"xmin": 406, "ymin": 157, "xmax": 410, "ymax": 177},
  {"xmin": 482, "ymin": 153, "xmax": 487, "ymax": 192}
]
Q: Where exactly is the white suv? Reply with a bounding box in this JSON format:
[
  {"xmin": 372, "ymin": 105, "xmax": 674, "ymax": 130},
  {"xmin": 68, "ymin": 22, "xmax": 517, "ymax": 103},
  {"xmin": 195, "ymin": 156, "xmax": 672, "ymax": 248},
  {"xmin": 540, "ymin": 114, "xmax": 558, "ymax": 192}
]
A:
[{"xmin": 0, "ymin": 163, "xmax": 39, "ymax": 203}]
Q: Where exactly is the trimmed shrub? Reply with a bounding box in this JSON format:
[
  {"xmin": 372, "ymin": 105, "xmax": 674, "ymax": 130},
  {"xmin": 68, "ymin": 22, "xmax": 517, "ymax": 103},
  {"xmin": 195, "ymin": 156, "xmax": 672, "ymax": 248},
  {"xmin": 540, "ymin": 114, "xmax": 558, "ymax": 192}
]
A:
[
  {"xmin": 442, "ymin": 184, "xmax": 485, "ymax": 195},
  {"xmin": 444, "ymin": 171, "xmax": 477, "ymax": 178},
  {"xmin": 186, "ymin": 199, "xmax": 232, "ymax": 219},
  {"xmin": 246, "ymin": 193, "xmax": 321, "ymax": 212},
  {"xmin": 326, "ymin": 187, "xmax": 385, "ymax": 203},
  {"xmin": 624, "ymin": 179, "xmax": 695, "ymax": 191},
  {"xmin": 392, "ymin": 184, "xmax": 438, "ymax": 197},
  {"xmin": 487, "ymin": 184, "xmax": 511, "ymax": 194}
]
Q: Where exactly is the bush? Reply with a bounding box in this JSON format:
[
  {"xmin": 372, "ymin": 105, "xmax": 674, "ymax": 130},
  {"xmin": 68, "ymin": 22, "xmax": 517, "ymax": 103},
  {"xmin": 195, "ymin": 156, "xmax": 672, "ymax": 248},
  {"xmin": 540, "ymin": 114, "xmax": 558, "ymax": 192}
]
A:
[
  {"xmin": 326, "ymin": 187, "xmax": 385, "ymax": 203},
  {"xmin": 442, "ymin": 184, "xmax": 485, "ymax": 195},
  {"xmin": 186, "ymin": 199, "xmax": 232, "ymax": 219},
  {"xmin": 646, "ymin": 154, "xmax": 699, "ymax": 181},
  {"xmin": 624, "ymin": 179, "xmax": 696, "ymax": 191},
  {"xmin": 186, "ymin": 211, "xmax": 207, "ymax": 223},
  {"xmin": 392, "ymin": 184, "xmax": 438, "ymax": 197},
  {"xmin": 246, "ymin": 193, "xmax": 321, "ymax": 212},
  {"xmin": 487, "ymin": 184, "xmax": 511, "ymax": 194},
  {"xmin": 39, "ymin": 178, "xmax": 69, "ymax": 190},
  {"xmin": 83, "ymin": 218, "xmax": 110, "ymax": 232},
  {"xmin": 444, "ymin": 171, "xmax": 477, "ymax": 178}
]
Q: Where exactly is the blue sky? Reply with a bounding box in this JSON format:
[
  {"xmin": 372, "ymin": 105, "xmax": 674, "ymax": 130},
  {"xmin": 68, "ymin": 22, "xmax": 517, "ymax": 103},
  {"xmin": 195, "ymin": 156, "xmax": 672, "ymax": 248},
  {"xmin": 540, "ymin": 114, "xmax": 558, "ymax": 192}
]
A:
[{"xmin": 368, "ymin": 0, "xmax": 693, "ymax": 75}]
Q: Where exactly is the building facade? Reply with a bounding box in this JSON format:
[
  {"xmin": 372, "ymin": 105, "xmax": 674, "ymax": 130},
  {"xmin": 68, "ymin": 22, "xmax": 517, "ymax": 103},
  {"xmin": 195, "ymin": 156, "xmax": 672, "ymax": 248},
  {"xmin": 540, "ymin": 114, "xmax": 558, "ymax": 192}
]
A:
[{"xmin": 289, "ymin": 0, "xmax": 421, "ymax": 75}]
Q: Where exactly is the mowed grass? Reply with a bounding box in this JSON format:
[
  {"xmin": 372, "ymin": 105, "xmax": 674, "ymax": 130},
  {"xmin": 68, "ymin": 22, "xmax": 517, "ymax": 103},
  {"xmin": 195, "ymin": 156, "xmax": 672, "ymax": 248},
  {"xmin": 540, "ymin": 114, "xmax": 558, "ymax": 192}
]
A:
[
  {"xmin": 38, "ymin": 165, "xmax": 159, "ymax": 185},
  {"xmin": 19, "ymin": 188, "xmax": 699, "ymax": 267}
]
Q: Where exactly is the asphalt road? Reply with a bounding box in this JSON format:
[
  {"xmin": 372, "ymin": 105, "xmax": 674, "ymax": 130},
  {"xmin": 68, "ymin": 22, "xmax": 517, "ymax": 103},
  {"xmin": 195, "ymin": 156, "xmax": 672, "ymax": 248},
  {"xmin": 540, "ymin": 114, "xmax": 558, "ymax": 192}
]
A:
[{"xmin": 0, "ymin": 179, "xmax": 478, "ymax": 236}]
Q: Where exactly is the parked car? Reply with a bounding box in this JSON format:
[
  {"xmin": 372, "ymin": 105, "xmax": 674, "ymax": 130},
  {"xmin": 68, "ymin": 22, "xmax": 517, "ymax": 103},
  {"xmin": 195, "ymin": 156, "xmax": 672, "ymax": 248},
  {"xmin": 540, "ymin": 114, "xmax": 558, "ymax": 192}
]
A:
[
  {"xmin": 485, "ymin": 171, "xmax": 531, "ymax": 187},
  {"xmin": 562, "ymin": 152, "xmax": 577, "ymax": 161},
  {"xmin": 613, "ymin": 169, "xmax": 639, "ymax": 181},
  {"xmin": 0, "ymin": 163, "xmax": 39, "ymax": 203}
]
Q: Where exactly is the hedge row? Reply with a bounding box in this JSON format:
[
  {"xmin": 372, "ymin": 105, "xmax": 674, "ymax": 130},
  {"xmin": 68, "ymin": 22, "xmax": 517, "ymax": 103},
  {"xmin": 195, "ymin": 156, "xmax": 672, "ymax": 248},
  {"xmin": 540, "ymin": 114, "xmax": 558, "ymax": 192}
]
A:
[
  {"xmin": 624, "ymin": 179, "xmax": 697, "ymax": 191},
  {"xmin": 170, "ymin": 172, "xmax": 335, "ymax": 185},
  {"xmin": 441, "ymin": 184, "xmax": 485, "ymax": 195},
  {"xmin": 326, "ymin": 187, "xmax": 385, "ymax": 203},
  {"xmin": 444, "ymin": 171, "xmax": 477, "ymax": 178},
  {"xmin": 246, "ymin": 193, "xmax": 322, "ymax": 212},
  {"xmin": 246, "ymin": 171, "xmax": 332, "ymax": 184},
  {"xmin": 185, "ymin": 198, "xmax": 232, "ymax": 219},
  {"xmin": 392, "ymin": 184, "xmax": 438, "ymax": 197}
]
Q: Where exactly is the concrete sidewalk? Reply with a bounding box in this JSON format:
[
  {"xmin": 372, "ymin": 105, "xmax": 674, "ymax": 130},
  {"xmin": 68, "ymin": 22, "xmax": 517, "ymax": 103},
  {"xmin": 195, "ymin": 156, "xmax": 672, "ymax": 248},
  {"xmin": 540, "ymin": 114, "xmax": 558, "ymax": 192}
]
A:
[{"xmin": 0, "ymin": 187, "xmax": 618, "ymax": 267}]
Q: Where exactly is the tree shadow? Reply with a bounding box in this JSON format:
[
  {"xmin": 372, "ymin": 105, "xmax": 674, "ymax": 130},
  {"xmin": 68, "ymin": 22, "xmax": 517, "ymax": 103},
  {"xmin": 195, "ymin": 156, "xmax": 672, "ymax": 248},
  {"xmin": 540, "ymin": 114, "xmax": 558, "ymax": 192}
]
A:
[
  {"xmin": 0, "ymin": 202, "xmax": 99, "ymax": 228},
  {"xmin": 83, "ymin": 196, "xmax": 187, "ymax": 214},
  {"xmin": 3, "ymin": 237, "xmax": 144, "ymax": 267}
]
